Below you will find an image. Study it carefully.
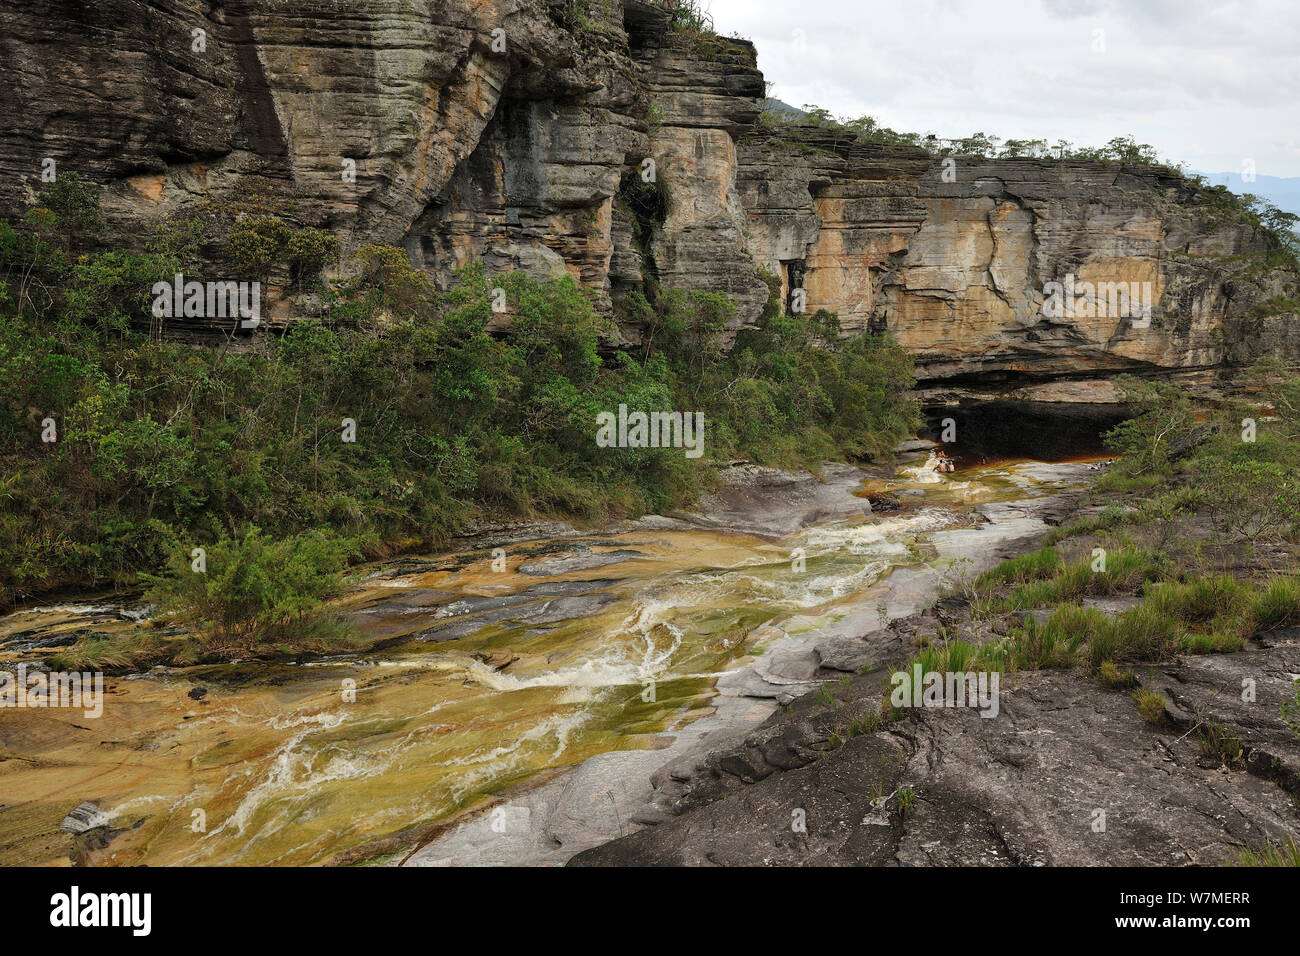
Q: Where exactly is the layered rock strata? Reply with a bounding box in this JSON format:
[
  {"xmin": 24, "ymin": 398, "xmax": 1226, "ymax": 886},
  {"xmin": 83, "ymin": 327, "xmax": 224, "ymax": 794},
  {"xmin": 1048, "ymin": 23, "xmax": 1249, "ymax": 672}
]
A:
[{"xmin": 2, "ymin": 0, "xmax": 1296, "ymax": 388}]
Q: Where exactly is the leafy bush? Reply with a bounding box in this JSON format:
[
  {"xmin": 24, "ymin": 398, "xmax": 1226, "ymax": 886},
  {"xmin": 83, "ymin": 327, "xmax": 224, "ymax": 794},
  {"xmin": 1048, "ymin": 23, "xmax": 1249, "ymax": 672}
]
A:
[
  {"xmin": 1102, "ymin": 375, "xmax": 1201, "ymax": 476},
  {"xmin": 286, "ymin": 227, "xmax": 340, "ymax": 284},
  {"xmin": 143, "ymin": 528, "xmax": 357, "ymax": 655},
  {"xmin": 1190, "ymin": 432, "xmax": 1300, "ymax": 541},
  {"xmin": 226, "ymin": 214, "xmax": 292, "ymax": 279}
]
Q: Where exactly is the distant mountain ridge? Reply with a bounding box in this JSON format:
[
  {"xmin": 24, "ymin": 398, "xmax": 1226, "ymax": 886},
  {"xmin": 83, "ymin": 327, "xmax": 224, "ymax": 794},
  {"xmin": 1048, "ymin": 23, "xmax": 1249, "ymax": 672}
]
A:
[{"xmin": 759, "ymin": 97, "xmax": 808, "ymax": 117}]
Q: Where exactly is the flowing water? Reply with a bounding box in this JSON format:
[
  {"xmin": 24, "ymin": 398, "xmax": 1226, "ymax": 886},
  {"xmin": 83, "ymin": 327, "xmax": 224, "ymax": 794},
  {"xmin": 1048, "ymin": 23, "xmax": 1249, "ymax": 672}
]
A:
[{"xmin": 0, "ymin": 457, "xmax": 1082, "ymax": 866}]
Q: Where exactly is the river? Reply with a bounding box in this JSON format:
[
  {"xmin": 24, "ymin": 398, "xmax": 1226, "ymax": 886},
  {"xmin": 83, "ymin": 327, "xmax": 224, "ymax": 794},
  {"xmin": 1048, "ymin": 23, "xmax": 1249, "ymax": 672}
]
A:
[{"xmin": 0, "ymin": 452, "xmax": 1092, "ymax": 866}]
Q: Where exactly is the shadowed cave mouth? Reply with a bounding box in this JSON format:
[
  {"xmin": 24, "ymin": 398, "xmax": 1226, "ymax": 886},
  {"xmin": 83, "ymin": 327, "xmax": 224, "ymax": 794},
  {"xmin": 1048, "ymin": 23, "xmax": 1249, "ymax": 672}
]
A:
[{"xmin": 919, "ymin": 401, "xmax": 1130, "ymax": 467}]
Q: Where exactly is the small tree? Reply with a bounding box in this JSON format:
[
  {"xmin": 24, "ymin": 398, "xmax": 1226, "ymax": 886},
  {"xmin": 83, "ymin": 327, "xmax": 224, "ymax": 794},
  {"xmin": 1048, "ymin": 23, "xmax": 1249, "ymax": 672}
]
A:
[
  {"xmin": 286, "ymin": 227, "xmax": 340, "ymax": 289},
  {"xmin": 226, "ymin": 214, "xmax": 292, "ymax": 282},
  {"xmin": 1103, "ymin": 375, "xmax": 1200, "ymax": 475}
]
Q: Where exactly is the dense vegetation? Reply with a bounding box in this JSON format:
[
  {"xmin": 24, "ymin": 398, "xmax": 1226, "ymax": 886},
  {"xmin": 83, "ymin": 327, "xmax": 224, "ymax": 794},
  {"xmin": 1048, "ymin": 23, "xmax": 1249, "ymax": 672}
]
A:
[{"xmin": 0, "ymin": 175, "xmax": 917, "ymax": 656}]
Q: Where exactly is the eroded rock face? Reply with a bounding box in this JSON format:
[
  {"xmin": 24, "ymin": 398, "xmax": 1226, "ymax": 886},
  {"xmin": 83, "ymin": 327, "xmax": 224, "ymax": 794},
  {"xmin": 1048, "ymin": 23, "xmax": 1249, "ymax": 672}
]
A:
[
  {"xmin": 738, "ymin": 136, "xmax": 1300, "ymax": 391},
  {"xmin": 3, "ymin": 0, "xmax": 1296, "ymax": 386}
]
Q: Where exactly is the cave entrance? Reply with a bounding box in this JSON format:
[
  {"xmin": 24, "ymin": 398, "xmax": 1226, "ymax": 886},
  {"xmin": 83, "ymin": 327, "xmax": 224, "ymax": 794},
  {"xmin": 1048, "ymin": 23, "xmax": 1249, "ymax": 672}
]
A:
[{"xmin": 920, "ymin": 400, "xmax": 1130, "ymax": 465}]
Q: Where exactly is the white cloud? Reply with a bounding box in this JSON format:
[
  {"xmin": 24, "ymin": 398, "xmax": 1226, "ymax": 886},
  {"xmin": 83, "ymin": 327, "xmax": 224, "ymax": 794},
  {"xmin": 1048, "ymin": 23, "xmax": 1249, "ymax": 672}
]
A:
[{"xmin": 705, "ymin": 0, "xmax": 1300, "ymax": 177}]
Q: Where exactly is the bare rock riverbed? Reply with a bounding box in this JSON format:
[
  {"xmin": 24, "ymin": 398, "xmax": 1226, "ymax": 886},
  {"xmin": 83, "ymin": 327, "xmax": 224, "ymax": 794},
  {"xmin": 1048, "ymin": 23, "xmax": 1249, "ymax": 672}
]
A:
[{"xmin": 401, "ymin": 457, "xmax": 1126, "ymax": 867}]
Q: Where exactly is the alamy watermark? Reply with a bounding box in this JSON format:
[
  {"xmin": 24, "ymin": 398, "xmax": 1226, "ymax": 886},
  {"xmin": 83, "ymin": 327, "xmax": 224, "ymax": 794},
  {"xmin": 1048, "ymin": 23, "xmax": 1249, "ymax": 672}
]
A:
[
  {"xmin": 151, "ymin": 273, "xmax": 260, "ymax": 328},
  {"xmin": 50, "ymin": 886, "xmax": 150, "ymax": 936},
  {"xmin": 1042, "ymin": 273, "xmax": 1152, "ymax": 328},
  {"xmin": 890, "ymin": 663, "xmax": 1000, "ymax": 718},
  {"xmin": 1, "ymin": 663, "xmax": 104, "ymax": 718},
  {"xmin": 596, "ymin": 404, "xmax": 704, "ymax": 459}
]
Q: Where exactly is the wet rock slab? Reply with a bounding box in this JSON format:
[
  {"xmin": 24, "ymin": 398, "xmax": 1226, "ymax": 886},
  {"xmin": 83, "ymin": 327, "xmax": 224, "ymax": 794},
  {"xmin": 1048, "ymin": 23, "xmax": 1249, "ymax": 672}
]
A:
[
  {"xmin": 516, "ymin": 550, "xmax": 643, "ymax": 576},
  {"xmin": 683, "ymin": 462, "xmax": 876, "ymax": 539}
]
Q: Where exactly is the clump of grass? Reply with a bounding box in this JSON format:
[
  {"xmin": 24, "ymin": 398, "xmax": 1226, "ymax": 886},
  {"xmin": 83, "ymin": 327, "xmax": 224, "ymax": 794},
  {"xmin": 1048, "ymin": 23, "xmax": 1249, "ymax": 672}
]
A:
[
  {"xmin": 1233, "ymin": 834, "xmax": 1300, "ymax": 867},
  {"xmin": 1042, "ymin": 505, "xmax": 1131, "ymax": 545},
  {"xmin": 915, "ymin": 638, "xmax": 981, "ymax": 675},
  {"xmin": 1180, "ymin": 629, "xmax": 1247, "ymax": 654},
  {"xmin": 1005, "ymin": 605, "xmax": 1094, "ymax": 670},
  {"xmin": 1095, "ymin": 470, "xmax": 1164, "ymax": 494},
  {"xmin": 1132, "ymin": 687, "xmax": 1166, "ymax": 724},
  {"xmin": 1146, "ymin": 575, "xmax": 1246, "ymax": 625},
  {"xmin": 977, "ymin": 547, "xmax": 1061, "ymax": 588},
  {"xmin": 1097, "ymin": 660, "xmax": 1137, "ymax": 689},
  {"xmin": 975, "ymin": 640, "xmax": 1009, "ymax": 673},
  {"xmin": 848, "ymin": 705, "xmax": 888, "ymax": 737},
  {"xmin": 990, "ymin": 549, "xmax": 1169, "ymax": 613},
  {"xmin": 50, "ymin": 629, "xmax": 177, "ymax": 672},
  {"xmin": 1246, "ymin": 575, "xmax": 1300, "ymax": 634},
  {"xmin": 1085, "ymin": 603, "xmax": 1183, "ymax": 670},
  {"xmin": 1199, "ymin": 720, "xmax": 1247, "ymax": 768},
  {"xmin": 1152, "ymin": 484, "xmax": 1208, "ymax": 514},
  {"xmin": 1054, "ymin": 548, "xmax": 1170, "ymax": 599},
  {"xmin": 992, "ymin": 579, "xmax": 1060, "ymax": 613},
  {"xmin": 897, "ymin": 786, "xmax": 916, "ymax": 816},
  {"xmin": 1112, "ymin": 604, "xmax": 1184, "ymax": 663}
]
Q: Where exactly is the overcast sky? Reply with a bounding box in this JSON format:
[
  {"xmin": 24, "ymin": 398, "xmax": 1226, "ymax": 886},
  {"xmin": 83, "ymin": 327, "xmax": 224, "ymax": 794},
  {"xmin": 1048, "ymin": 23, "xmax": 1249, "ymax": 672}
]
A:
[{"xmin": 707, "ymin": 0, "xmax": 1300, "ymax": 178}]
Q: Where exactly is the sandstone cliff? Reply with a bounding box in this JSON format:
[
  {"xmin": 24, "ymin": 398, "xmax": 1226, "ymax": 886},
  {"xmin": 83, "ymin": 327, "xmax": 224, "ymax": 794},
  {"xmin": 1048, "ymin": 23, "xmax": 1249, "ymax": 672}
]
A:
[{"xmin": 3, "ymin": 0, "xmax": 1296, "ymax": 393}]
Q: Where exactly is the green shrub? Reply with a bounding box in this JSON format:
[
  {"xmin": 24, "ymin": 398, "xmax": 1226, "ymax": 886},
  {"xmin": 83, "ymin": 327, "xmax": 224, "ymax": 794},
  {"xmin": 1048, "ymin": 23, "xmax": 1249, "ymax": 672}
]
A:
[
  {"xmin": 286, "ymin": 227, "xmax": 340, "ymax": 283},
  {"xmin": 1132, "ymin": 687, "xmax": 1166, "ymax": 724},
  {"xmin": 1102, "ymin": 376, "xmax": 1199, "ymax": 476},
  {"xmin": 143, "ymin": 528, "xmax": 357, "ymax": 656},
  {"xmin": 1200, "ymin": 445, "xmax": 1300, "ymax": 541},
  {"xmin": 226, "ymin": 214, "xmax": 292, "ymax": 278}
]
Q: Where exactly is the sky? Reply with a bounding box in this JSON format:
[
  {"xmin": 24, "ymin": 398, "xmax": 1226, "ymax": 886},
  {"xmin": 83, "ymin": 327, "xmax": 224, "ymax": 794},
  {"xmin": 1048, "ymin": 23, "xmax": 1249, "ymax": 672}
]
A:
[{"xmin": 706, "ymin": 0, "xmax": 1300, "ymax": 179}]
